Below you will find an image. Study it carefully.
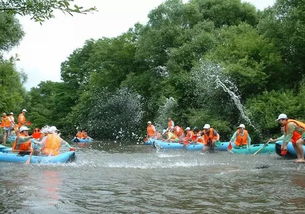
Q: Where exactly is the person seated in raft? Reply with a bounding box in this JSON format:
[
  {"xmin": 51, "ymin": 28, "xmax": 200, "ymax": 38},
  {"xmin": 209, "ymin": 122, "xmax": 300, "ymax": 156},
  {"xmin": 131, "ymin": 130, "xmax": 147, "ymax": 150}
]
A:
[
  {"xmin": 201, "ymin": 124, "xmax": 220, "ymax": 152},
  {"xmin": 183, "ymin": 127, "xmax": 194, "ymax": 144},
  {"xmin": 81, "ymin": 130, "xmax": 92, "ymax": 139},
  {"xmin": 12, "ymin": 126, "xmax": 33, "ymax": 155},
  {"xmin": 191, "ymin": 127, "xmax": 201, "ymax": 142},
  {"xmin": 229, "ymin": 124, "xmax": 251, "ymax": 148},
  {"xmin": 40, "ymin": 126, "xmax": 75, "ymax": 156},
  {"xmin": 146, "ymin": 121, "xmax": 156, "ymax": 139},
  {"xmin": 167, "ymin": 118, "xmax": 175, "ymax": 131},
  {"xmin": 269, "ymin": 113, "xmax": 305, "ymax": 163},
  {"xmin": 165, "ymin": 129, "xmax": 179, "ymax": 142},
  {"xmin": 173, "ymin": 125, "xmax": 185, "ymax": 141},
  {"xmin": 32, "ymin": 128, "xmax": 43, "ymax": 140}
]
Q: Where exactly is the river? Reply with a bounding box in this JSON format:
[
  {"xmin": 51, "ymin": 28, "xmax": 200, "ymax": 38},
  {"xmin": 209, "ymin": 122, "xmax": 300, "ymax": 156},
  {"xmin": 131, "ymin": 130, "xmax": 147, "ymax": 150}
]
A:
[{"xmin": 1, "ymin": 142, "xmax": 305, "ymax": 213}]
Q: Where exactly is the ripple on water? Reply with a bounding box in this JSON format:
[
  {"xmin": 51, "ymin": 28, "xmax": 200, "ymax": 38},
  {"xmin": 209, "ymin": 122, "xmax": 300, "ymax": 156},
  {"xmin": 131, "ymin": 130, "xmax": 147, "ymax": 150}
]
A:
[{"xmin": 1, "ymin": 145, "xmax": 305, "ymax": 213}]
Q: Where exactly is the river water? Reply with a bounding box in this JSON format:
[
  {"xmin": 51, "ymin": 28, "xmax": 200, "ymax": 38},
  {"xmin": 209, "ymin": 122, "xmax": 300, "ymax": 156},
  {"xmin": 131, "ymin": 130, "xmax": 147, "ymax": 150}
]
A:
[{"xmin": 1, "ymin": 142, "xmax": 305, "ymax": 213}]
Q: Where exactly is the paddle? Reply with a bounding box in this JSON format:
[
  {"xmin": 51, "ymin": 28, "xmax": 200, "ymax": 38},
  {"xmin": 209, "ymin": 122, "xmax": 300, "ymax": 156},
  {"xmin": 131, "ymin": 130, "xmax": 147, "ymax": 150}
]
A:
[
  {"xmin": 25, "ymin": 150, "xmax": 33, "ymax": 164},
  {"xmin": 253, "ymin": 140, "xmax": 271, "ymax": 156}
]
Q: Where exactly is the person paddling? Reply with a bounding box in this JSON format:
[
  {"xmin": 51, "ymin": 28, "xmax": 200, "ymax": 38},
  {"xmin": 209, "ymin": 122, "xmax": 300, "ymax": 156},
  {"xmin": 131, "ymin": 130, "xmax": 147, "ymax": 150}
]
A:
[
  {"xmin": 13, "ymin": 126, "xmax": 33, "ymax": 155},
  {"xmin": 269, "ymin": 114, "xmax": 305, "ymax": 163},
  {"xmin": 229, "ymin": 124, "xmax": 251, "ymax": 148},
  {"xmin": 202, "ymin": 124, "xmax": 220, "ymax": 152}
]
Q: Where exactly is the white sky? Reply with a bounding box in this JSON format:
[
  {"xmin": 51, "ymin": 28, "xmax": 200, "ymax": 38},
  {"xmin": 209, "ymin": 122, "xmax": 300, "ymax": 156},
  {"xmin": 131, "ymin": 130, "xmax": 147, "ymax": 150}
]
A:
[{"xmin": 6, "ymin": 0, "xmax": 276, "ymax": 90}]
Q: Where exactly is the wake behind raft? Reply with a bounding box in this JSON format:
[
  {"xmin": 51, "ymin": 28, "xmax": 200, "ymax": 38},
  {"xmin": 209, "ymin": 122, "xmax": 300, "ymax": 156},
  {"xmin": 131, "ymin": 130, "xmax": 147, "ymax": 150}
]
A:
[{"xmin": 0, "ymin": 145, "xmax": 75, "ymax": 164}]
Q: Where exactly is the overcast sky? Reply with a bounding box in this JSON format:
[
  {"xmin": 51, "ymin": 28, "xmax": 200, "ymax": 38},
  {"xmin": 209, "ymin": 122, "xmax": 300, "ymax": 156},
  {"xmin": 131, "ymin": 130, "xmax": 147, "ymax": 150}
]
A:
[{"xmin": 6, "ymin": 0, "xmax": 276, "ymax": 90}]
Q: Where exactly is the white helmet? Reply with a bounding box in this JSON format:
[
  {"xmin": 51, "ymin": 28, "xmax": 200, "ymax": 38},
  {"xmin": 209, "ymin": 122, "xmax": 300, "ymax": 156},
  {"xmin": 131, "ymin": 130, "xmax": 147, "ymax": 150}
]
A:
[
  {"xmin": 276, "ymin": 113, "xmax": 288, "ymax": 121},
  {"xmin": 49, "ymin": 126, "xmax": 58, "ymax": 133},
  {"xmin": 185, "ymin": 127, "xmax": 190, "ymax": 131},
  {"xmin": 22, "ymin": 109, "xmax": 27, "ymax": 112},
  {"xmin": 19, "ymin": 126, "xmax": 29, "ymax": 132},
  {"xmin": 238, "ymin": 124, "xmax": 245, "ymax": 129},
  {"xmin": 203, "ymin": 124, "xmax": 210, "ymax": 129}
]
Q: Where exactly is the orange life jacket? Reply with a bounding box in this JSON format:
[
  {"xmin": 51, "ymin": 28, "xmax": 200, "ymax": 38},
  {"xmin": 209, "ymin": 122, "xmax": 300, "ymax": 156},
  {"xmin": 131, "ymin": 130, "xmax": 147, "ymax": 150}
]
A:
[
  {"xmin": 13, "ymin": 133, "xmax": 32, "ymax": 152},
  {"xmin": 235, "ymin": 129, "xmax": 249, "ymax": 146},
  {"xmin": 147, "ymin": 125, "xmax": 156, "ymax": 137},
  {"xmin": 1, "ymin": 116, "xmax": 11, "ymax": 128},
  {"xmin": 186, "ymin": 130, "xmax": 194, "ymax": 139},
  {"xmin": 284, "ymin": 119, "xmax": 305, "ymax": 143},
  {"xmin": 174, "ymin": 126, "xmax": 184, "ymax": 137},
  {"xmin": 41, "ymin": 133, "xmax": 61, "ymax": 156},
  {"xmin": 203, "ymin": 128, "xmax": 219, "ymax": 145},
  {"xmin": 76, "ymin": 132, "xmax": 82, "ymax": 138},
  {"xmin": 196, "ymin": 136, "xmax": 205, "ymax": 144}
]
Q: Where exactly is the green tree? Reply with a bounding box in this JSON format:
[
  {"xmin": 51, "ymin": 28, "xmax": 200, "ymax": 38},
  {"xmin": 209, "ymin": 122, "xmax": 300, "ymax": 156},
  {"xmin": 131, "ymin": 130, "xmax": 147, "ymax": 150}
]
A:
[
  {"xmin": 0, "ymin": 60, "xmax": 26, "ymax": 112},
  {"xmin": 258, "ymin": 0, "xmax": 305, "ymax": 88},
  {"xmin": 0, "ymin": 12, "xmax": 24, "ymax": 52},
  {"xmin": 0, "ymin": 0, "xmax": 96, "ymax": 22}
]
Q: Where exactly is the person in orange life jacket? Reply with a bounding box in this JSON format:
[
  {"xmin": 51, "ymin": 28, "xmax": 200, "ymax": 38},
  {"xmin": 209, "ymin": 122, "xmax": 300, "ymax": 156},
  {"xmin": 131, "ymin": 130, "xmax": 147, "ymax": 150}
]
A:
[
  {"xmin": 146, "ymin": 121, "xmax": 157, "ymax": 139},
  {"xmin": 183, "ymin": 127, "xmax": 194, "ymax": 144},
  {"xmin": 202, "ymin": 124, "xmax": 220, "ymax": 152},
  {"xmin": 17, "ymin": 109, "xmax": 28, "ymax": 128},
  {"xmin": 167, "ymin": 118, "xmax": 175, "ymax": 131},
  {"xmin": 1, "ymin": 113, "xmax": 12, "ymax": 145},
  {"xmin": 13, "ymin": 126, "xmax": 33, "ymax": 155},
  {"xmin": 40, "ymin": 126, "xmax": 75, "ymax": 156},
  {"xmin": 173, "ymin": 125, "xmax": 185, "ymax": 140},
  {"xmin": 269, "ymin": 114, "xmax": 305, "ymax": 163},
  {"xmin": 229, "ymin": 124, "xmax": 251, "ymax": 148},
  {"xmin": 191, "ymin": 127, "xmax": 201, "ymax": 142}
]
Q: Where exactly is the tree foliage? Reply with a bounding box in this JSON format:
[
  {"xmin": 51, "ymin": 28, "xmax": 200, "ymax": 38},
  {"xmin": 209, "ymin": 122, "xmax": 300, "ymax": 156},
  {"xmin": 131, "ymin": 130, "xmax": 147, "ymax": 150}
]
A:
[
  {"xmin": 21, "ymin": 0, "xmax": 305, "ymax": 142},
  {"xmin": 0, "ymin": 0, "xmax": 96, "ymax": 22}
]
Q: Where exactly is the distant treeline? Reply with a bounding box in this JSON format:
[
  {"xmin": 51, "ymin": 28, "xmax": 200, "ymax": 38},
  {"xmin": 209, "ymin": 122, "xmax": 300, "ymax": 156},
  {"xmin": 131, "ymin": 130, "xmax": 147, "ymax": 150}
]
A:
[{"xmin": 1, "ymin": 0, "xmax": 305, "ymax": 142}]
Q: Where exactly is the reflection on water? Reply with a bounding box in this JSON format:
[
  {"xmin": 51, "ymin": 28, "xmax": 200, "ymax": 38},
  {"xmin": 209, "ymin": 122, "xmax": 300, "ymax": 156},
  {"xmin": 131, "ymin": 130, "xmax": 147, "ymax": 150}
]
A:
[{"xmin": 1, "ymin": 143, "xmax": 305, "ymax": 213}]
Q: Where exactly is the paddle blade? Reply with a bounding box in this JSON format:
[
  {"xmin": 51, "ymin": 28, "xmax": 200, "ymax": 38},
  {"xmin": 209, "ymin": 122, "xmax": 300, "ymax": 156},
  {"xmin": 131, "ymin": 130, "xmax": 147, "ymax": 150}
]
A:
[{"xmin": 228, "ymin": 142, "xmax": 233, "ymax": 150}]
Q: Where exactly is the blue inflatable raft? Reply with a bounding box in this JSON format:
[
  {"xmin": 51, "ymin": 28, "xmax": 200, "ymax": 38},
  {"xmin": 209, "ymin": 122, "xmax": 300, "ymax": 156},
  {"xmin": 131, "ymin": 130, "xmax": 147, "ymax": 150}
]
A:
[
  {"xmin": 275, "ymin": 141, "xmax": 305, "ymax": 158},
  {"xmin": 231, "ymin": 143, "xmax": 275, "ymax": 154},
  {"xmin": 0, "ymin": 146, "xmax": 76, "ymax": 164},
  {"xmin": 72, "ymin": 137, "xmax": 93, "ymax": 143},
  {"xmin": 152, "ymin": 140, "xmax": 230, "ymax": 151}
]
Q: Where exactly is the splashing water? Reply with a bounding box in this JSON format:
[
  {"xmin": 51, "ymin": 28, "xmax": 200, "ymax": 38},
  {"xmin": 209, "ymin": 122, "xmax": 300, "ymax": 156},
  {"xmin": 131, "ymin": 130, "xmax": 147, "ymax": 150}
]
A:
[
  {"xmin": 155, "ymin": 97, "xmax": 177, "ymax": 131},
  {"xmin": 191, "ymin": 60, "xmax": 259, "ymax": 132}
]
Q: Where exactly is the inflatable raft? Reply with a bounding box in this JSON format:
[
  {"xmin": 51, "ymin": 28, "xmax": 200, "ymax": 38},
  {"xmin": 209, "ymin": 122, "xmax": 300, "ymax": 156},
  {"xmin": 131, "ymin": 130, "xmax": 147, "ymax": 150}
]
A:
[
  {"xmin": 144, "ymin": 138, "xmax": 155, "ymax": 145},
  {"xmin": 72, "ymin": 137, "xmax": 93, "ymax": 143},
  {"xmin": 231, "ymin": 143, "xmax": 275, "ymax": 154},
  {"xmin": 275, "ymin": 141, "xmax": 305, "ymax": 158},
  {"xmin": 0, "ymin": 146, "xmax": 76, "ymax": 164},
  {"xmin": 152, "ymin": 140, "xmax": 230, "ymax": 151}
]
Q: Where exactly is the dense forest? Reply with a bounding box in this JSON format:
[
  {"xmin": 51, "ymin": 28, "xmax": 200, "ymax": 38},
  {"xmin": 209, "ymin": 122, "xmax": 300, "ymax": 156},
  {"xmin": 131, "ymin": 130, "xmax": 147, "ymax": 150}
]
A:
[{"xmin": 1, "ymin": 0, "xmax": 305, "ymax": 143}]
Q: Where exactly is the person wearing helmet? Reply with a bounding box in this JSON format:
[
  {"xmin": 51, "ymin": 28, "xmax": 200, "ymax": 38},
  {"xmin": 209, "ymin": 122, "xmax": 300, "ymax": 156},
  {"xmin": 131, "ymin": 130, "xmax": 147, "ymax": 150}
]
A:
[
  {"xmin": 269, "ymin": 114, "xmax": 305, "ymax": 163},
  {"xmin": 40, "ymin": 125, "xmax": 75, "ymax": 155},
  {"xmin": 13, "ymin": 126, "xmax": 33, "ymax": 155},
  {"xmin": 229, "ymin": 124, "xmax": 251, "ymax": 148},
  {"xmin": 183, "ymin": 127, "xmax": 194, "ymax": 144},
  {"xmin": 202, "ymin": 124, "xmax": 220, "ymax": 152},
  {"xmin": 17, "ymin": 109, "xmax": 29, "ymax": 128}
]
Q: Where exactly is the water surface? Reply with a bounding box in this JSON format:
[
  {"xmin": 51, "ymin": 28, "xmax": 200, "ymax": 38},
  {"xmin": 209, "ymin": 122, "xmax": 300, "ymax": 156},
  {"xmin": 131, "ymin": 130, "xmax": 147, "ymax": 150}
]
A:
[{"xmin": 1, "ymin": 142, "xmax": 305, "ymax": 213}]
